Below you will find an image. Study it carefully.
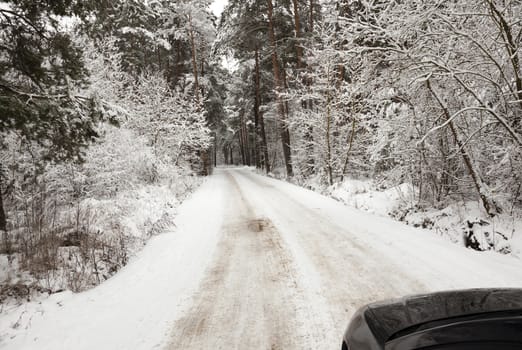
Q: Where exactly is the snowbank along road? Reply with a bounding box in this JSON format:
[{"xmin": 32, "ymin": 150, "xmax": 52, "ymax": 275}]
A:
[{"xmin": 2, "ymin": 167, "xmax": 522, "ymax": 350}]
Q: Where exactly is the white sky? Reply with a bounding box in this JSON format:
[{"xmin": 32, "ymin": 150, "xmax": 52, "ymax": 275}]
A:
[{"xmin": 209, "ymin": 0, "xmax": 228, "ymax": 17}]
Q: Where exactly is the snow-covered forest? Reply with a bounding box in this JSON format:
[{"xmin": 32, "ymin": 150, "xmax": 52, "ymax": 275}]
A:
[
  {"xmin": 0, "ymin": 0, "xmax": 221, "ymax": 299},
  {"xmin": 1, "ymin": 0, "xmax": 522, "ymax": 305},
  {"xmin": 215, "ymin": 0, "xmax": 522, "ymax": 254}
]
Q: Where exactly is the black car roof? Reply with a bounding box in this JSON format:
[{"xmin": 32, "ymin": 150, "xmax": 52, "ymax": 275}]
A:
[{"xmin": 363, "ymin": 288, "xmax": 522, "ymax": 344}]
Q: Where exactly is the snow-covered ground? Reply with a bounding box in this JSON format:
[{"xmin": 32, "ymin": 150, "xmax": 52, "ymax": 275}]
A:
[
  {"xmin": 326, "ymin": 178, "xmax": 522, "ymax": 256},
  {"xmin": 0, "ymin": 174, "xmax": 226, "ymax": 349},
  {"xmin": 2, "ymin": 168, "xmax": 522, "ymax": 349},
  {"xmin": 0, "ymin": 173, "xmax": 201, "ymax": 298}
]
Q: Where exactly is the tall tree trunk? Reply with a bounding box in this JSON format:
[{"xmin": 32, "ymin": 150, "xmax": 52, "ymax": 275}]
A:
[
  {"xmin": 292, "ymin": 0, "xmax": 303, "ymax": 70},
  {"xmin": 325, "ymin": 76, "xmax": 333, "ymax": 186},
  {"xmin": 267, "ymin": 0, "xmax": 293, "ymax": 177},
  {"xmin": 255, "ymin": 47, "xmax": 270, "ymax": 173},
  {"xmin": 303, "ymin": 125, "xmax": 315, "ymax": 176},
  {"xmin": 341, "ymin": 118, "xmax": 356, "ymax": 181},
  {"xmin": 427, "ymin": 79, "xmax": 499, "ymax": 217},
  {"xmin": 189, "ymin": 13, "xmax": 212, "ymax": 175},
  {"xmin": 0, "ymin": 189, "xmax": 6, "ymax": 233},
  {"xmin": 282, "ymin": 63, "xmax": 291, "ymax": 121},
  {"xmin": 253, "ymin": 48, "xmax": 261, "ymax": 169},
  {"xmin": 188, "ymin": 13, "xmax": 200, "ymax": 105},
  {"xmin": 253, "ymin": 98, "xmax": 261, "ymax": 169},
  {"xmin": 260, "ymin": 111, "xmax": 271, "ymax": 173},
  {"xmin": 238, "ymin": 111, "xmax": 251, "ymax": 166},
  {"xmin": 0, "ymin": 174, "xmax": 8, "ymax": 254},
  {"xmin": 223, "ymin": 145, "xmax": 229, "ymax": 165},
  {"xmin": 302, "ymin": 0, "xmax": 315, "ymax": 176},
  {"xmin": 238, "ymin": 121, "xmax": 246, "ymax": 165},
  {"xmin": 213, "ymin": 132, "xmax": 217, "ymax": 167},
  {"xmin": 244, "ymin": 116, "xmax": 251, "ymax": 166}
]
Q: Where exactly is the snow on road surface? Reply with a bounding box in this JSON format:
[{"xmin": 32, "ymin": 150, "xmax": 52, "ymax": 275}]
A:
[{"xmin": 2, "ymin": 167, "xmax": 522, "ymax": 349}]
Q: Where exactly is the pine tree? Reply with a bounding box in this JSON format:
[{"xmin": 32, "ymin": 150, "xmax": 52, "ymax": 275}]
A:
[{"xmin": 0, "ymin": 0, "xmax": 117, "ymax": 237}]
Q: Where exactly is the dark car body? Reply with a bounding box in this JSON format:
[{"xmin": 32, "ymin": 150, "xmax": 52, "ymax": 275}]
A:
[{"xmin": 342, "ymin": 288, "xmax": 522, "ymax": 350}]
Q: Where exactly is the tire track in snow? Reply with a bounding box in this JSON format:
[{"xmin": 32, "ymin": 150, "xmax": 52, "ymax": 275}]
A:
[
  {"xmin": 232, "ymin": 169, "xmax": 428, "ymax": 345},
  {"xmin": 166, "ymin": 171, "xmax": 322, "ymax": 350}
]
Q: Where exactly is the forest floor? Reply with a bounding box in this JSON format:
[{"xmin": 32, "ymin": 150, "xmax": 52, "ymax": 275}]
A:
[{"xmin": 2, "ymin": 167, "xmax": 522, "ymax": 350}]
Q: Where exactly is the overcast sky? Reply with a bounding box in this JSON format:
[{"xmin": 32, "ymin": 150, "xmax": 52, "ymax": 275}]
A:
[{"xmin": 210, "ymin": 0, "xmax": 228, "ymax": 17}]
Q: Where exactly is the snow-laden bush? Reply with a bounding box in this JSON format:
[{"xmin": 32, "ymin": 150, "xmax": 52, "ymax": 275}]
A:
[
  {"xmin": 1, "ymin": 124, "xmax": 202, "ymax": 301},
  {"xmin": 0, "ymin": 36, "xmax": 210, "ymax": 303},
  {"xmin": 326, "ymin": 177, "xmax": 521, "ymax": 256}
]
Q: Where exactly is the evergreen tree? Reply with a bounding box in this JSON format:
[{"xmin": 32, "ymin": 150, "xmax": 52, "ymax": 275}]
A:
[{"xmin": 0, "ymin": 0, "xmax": 116, "ymax": 234}]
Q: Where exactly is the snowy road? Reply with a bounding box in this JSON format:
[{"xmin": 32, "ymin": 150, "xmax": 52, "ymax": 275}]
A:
[
  {"xmin": 2, "ymin": 167, "xmax": 522, "ymax": 350},
  {"xmin": 167, "ymin": 168, "xmax": 522, "ymax": 349}
]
